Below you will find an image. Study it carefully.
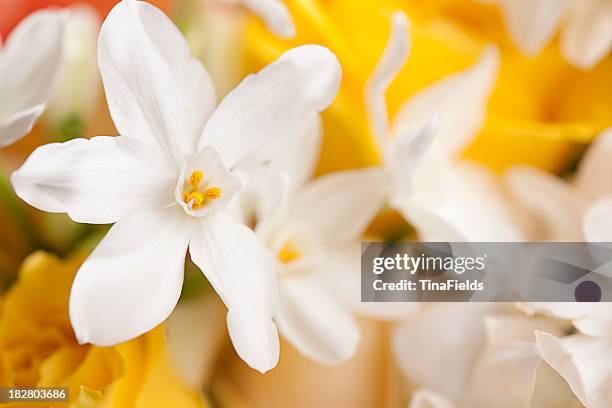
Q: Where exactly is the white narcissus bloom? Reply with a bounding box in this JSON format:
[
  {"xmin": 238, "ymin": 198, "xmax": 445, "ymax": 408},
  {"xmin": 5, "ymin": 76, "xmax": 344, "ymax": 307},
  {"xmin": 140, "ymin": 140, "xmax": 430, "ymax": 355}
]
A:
[
  {"xmin": 11, "ymin": 0, "xmax": 341, "ymax": 373},
  {"xmin": 393, "ymin": 303, "xmax": 582, "ymax": 408},
  {"xmin": 231, "ymin": 118, "xmax": 387, "ymax": 364},
  {"xmin": 483, "ymin": 0, "xmax": 612, "ymax": 69},
  {"xmin": 364, "ymin": 12, "xmax": 524, "ymax": 244},
  {"xmin": 505, "ymin": 128, "xmax": 612, "ymax": 241},
  {"xmin": 0, "ymin": 9, "xmax": 65, "ymax": 147}
]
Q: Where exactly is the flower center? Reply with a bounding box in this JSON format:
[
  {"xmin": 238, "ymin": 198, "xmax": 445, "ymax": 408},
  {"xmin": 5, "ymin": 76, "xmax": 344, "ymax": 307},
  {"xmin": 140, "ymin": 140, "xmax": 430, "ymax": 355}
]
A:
[
  {"xmin": 182, "ymin": 170, "xmax": 222, "ymax": 210},
  {"xmin": 278, "ymin": 240, "xmax": 301, "ymax": 264}
]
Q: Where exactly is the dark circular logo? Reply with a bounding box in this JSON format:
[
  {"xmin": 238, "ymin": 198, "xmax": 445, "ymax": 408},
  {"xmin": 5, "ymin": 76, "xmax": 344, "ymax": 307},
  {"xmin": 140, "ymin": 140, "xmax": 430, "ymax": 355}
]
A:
[{"xmin": 574, "ymin": 280, "xmax": 601, "ymax": 302}]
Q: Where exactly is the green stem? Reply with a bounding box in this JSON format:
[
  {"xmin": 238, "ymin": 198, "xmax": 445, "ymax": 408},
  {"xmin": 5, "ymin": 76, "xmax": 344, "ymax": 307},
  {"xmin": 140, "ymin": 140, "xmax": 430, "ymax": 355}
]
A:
[{"xmin": 0, "ymin": 159, "xmax": 38, "ymax": 249}]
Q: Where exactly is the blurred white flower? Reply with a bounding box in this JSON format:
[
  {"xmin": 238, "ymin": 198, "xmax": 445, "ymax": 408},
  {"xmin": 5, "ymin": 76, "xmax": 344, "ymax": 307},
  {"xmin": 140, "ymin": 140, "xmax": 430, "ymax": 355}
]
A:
[
  {"xmin": 505, "ymin": 128, "xmax": 612, "ymax": 241},
  {"xmin": 228, "ymin": 110, "xmax": 385, "ymax": 363},
  {"xmin": 518, "ymin": 302, "xmax": 612, "ymax": 408},
  {"xmin": 484, "ymin": 0, "xmax": 612, "ymax": 69},
  {"xmin": 394, "ymin": 303, "xmax": 581, "ymax": 408},
  {"xmin": 0, "ymin": 9, "xmax": 65, "ymax": 147},
  {"xmin": 44, "ymin": 5, "xmax": 101, "ymax": 137},
  {"xmin": 364, "ymin": 12, "xmax": 524, "ymax": 243},
  {"xmin": 11, "ymin": 0, "xmax": 340, "ymax": 373}
]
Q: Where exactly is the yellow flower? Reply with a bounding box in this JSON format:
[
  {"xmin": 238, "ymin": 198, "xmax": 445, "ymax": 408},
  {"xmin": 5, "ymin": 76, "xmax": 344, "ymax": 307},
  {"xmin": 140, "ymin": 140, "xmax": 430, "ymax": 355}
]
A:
[
  {"xmin": 0, "ymin": 251, "xmax": 205, "ymax": 408},
  {"xmin": 243, "ymin": 0, "xmax": 611, "ymax": 173}
]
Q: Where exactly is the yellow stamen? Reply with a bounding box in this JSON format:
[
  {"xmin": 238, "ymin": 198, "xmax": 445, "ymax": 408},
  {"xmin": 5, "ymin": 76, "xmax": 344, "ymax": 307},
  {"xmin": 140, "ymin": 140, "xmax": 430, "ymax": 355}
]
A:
[
  {"xmin": 204, "ymin": 187, "xmax": 221, "ymax": 200},
  {"xmin": 278, "ymin": 240, "xmax": 300, "ymax": 264},
  {"xmin": 182, "ymin": 169, "xmax": 222, "ymax": 210},
  {"xmin": 188, "ymin": 170, "xmax": 203, "ymax": 188},
  {"xmin": 184, "ymin": 191, "xmax": 205, "ymax": 209}
]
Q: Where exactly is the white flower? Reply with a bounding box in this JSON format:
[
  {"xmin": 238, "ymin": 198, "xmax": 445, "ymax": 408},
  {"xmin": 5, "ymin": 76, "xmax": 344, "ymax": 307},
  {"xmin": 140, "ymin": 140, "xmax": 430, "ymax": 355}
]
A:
[
  {"xmin": 11, "ymin": 0, "xmax": 340, "ymax": 373},
  {"xmin": 505, "ymin": 128, "xmax": 612, "ymax": 241},
  {"xmin": 394, "ymin": 303, "xmax": 581, "ymax": 408},
  {"xmin": 231, "ymin": 118, "xmax": 387, "ymax": 364},
  {"xmin": 0, "ymin": 9, "xmax": 65, "ymax": 147},
  {"xmin": 44, "ymin": 5, "xmax": 101, "ymax": 134},
  {"xmin": 484, "ymin": 0, "xmax": 612, "ymax": 69},
  {"xmin": 364, "ymin": 11, "xmax": 524, "ymax": 244},
  {"xmin": 518, "ymin": 302, "xmax": 612, "ymax": 408}
]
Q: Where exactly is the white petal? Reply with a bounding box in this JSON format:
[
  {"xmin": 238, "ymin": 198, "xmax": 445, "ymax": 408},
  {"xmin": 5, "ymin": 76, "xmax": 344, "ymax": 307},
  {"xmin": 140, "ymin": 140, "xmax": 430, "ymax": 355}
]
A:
[
  {"xmin": 276, "ymin": 275, "xmax": 359, "ymax": 364},
  {"xmin": 241, "ymin": 0, "xmax": 296, "ymax": 38},
  {"xmin": 409, "ymin": 389, "xmax": 456, "ymax": 408},
  {"xmin": 494, "ymin": 0, "xmax": 571, "ymax": 56},
  {"xmin": 505, "ymin": 165, "xmax": 587, "ymax": 240},
  {"xmin": 387, "ymin": 114, "xmax": 439, "ymax": 203},
  {"xmin": 317, "ymin": 243, "xmax": 420, "ymax": 321},
  {"xmin": 288, "ymin": 167, "xmax": 389, "ymax": 244},
  {"xmin": 98, "ymin": 0, "xmax": 216, "ymax": 164},
  {"xmin": 201, "ymin": 44, "xmax": 341, "ymax": 168},
  {"xmin": 45, "ymin": 5, "xmax": 101, "ymax": 129},
  {"xmin": 519, "ymin": 302, "xmax": 612, "ymax": 338},
  {"xmin": 189, "ymin": 211, "xmax": 279, "ymax": 373},
  {"xmin": 392, "ymin": 303, "xmax": 502, "ymax": 401},
  {"xmin": 230, "ymin": 167, "xmax": 290, "ymax": 227},
  {"xmin": 400, "ymin": 161, "xmax": 524, "ymax": 241},
  {"xmin": 392, "ymin": 46, "xmax": 499, "ymax": 157},
  {"xmin": 583, "ymin": 197, "xmax": 612, "ymax": 242},
  {"xmin": 260, "ymin": 116, "xmax": 322, "ymax": 190},
  {"xmin": 0, "ymin": 10, "xmax": 65, "ymax": 146},
  {"xmin": 11, "ymin": 136, "xmax": 175, "ymax": 224},
  {"xmin": 0, "ymin": 105, "xmax": 45, "ymax": 147},
  {"xmin": 463, "ymin": 342, "xmax": 541, "ymax": 408},
  {"xmin": 575, "ymin": 128, "xmax": 612, "ymax": 200},
  {"xmin": 536, "ymin": 331, "xmax": 612, "ymax": 408},
  {"xmin": 561, "ymin": 0, "xmax": 612, "ymax": 69},
  {"xmin": 365, "ymin": 11, "xmax": 410, "ymax": 147},
  {"xmin": 69, "ymin": 207, "xmax": 190, "ymax": 346}
]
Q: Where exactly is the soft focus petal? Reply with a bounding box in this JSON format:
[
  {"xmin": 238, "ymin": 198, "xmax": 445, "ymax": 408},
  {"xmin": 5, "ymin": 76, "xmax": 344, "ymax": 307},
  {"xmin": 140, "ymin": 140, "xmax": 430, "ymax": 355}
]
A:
[
  {"xmin": 365, "ymin": 11, "xmax": 410, "ymax": 147},
  {"xmin": 536, "ymin": 331, "xmax": 612, "ymax": 408},
  {"xmin": 392, "ymin": 46, "xmax": 499, "ymax": 157},
  {"xmin": 0, "ymin": 9, "xmax": 65, "ymax": 146},
  {"xmin": 493, "ymin": 0, "xmax": 571, "ymax": 55},
  {"xmin": 583, "ymin": 197, "xmax": 612, "ymax": 242},
  {"xmin": 201, "ymin": 45, "xmax": 340, "ymax": 168},
  {"xmin": 11, "ymin": 136, "xmax": 175, "ymax": 224},
  {"xmin": 393, "ymin": 303, "xmax": 501, "ymax": 401},
  {"xmin": 387, "ymin": 115, "xmax": 438, "ymax": 203},
  {"xmin": 463, "ymin": 342, "xmax": 541, "ymax": 408},
  {"xmin": 45, "ymin": 5, "xmax": 101, "ymax": 130},
  {"xmin": 575, "ymin": 129, "xmax": 612, "ymax": 200},
  {"xmin": 276, "ymin": 276, "xmax": 359, "ymax": 364},
  {"xmin": 401, "ymin": 162, "xmax": 524, "ymax": 241},
  {"xmin": 318, "ymin": 243, "xmax": 420, "ymax": 321},
  {"xmin": 189, "ymin": 211, "xmax": 279, "ymax": 373},
  {"xmin": 287, "ymin": 167, "xmax": 388, "ymax": 244},
  {"xmin": 409, "ymin": 389, "xmax": 456, "ymax": 408},
  {"xmin": 69, "ymin": 207, "xmax": 191, "ymax": 346},
  {"xmin": 505, "ymin": 165, "xmax": 587, "ymax": 240},
  {"xmin": 241, "ymin": 0, "xmax": 295, "ymax": 38},
  {"xmin": 520, "ymin": 302, "xmax": 612, "ymax": 338},
  {"xmin": 0, "ymin": 105, "xmax": 44, "ymax": 147},
  {"xmin": 98, "ymin": 0, "xmax": 216, "ymax": 164},
  {"xmin": 561, "ymin": 0, "xmax": 612, "ymax": 69}
]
